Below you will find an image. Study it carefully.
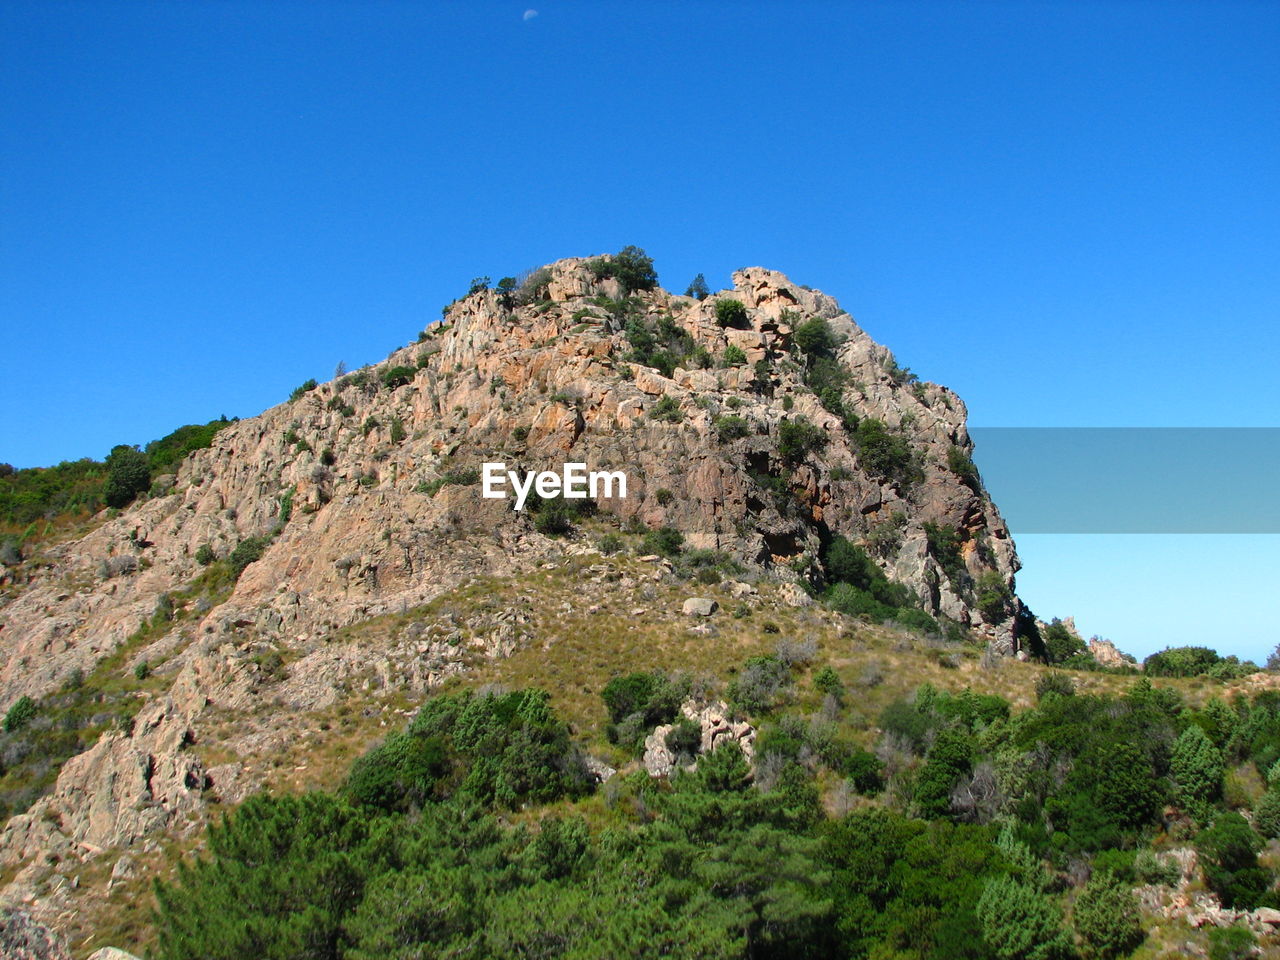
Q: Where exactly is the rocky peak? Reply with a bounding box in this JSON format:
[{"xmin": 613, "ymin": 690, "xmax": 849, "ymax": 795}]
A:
[{"xmin": 0, "ymin": 253, "xmax": 1029, "ymax": 943}]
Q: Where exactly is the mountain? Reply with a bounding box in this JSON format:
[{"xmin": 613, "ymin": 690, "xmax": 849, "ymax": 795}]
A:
[{"xmin": 0, "ymin": 252, "xmax": 1030, "ymax": 947}]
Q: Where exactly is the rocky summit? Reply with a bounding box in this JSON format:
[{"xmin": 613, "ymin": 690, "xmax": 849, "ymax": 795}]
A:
[{"xmin": 0, "ymin": 253, "xmax": 1029, "ymax": 949}]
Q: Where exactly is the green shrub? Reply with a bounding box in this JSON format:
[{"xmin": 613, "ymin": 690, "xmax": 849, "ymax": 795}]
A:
[
  {"xmin": 642, "ymin": 527, "xmax": 684, "ymax": 557},
  {"xmin": 948, "ymin": 445, "xmax": 981, "ymax": 491},
  {"xmin": 512, "ymin": 425, "xmax": 529, "ymax": 442},
  {"xmin": 654, "ymin": 488, "xmax": 675, "ymax": 506},
  {"xmin": 381, "ymin": 365, "xmax": 416, "ymax": 390},
  {"xmin": 648, "ymin": 395, "xmax": 683, "ymax": 423},
  {"xmin": 134, "ymin": 661, "xmax": 150, "ymax": 681},
  {"xmin": 814, "ymin": 665, "xmax": 844, "ymax": 702},
  {"xmin": 389, "ymin": 417, "xmax": 406, "ymax": 444},
  {"xmin": 1073, "ymin": 871, "xmax": 1144, "ymax": 960},
  {"xmin": 1143, "ymin": 646, "xmax": 1224, "ymax": 677},
  {"xmin": 1042, "ymin": 619, "xmax": 1086, "ymax": 664},
  {"xmin": 419, "ymin": 468, "xmax": 481, "ymax": 496},
  {"xmin": 103, "ymin": 445, "xmax": 151, "ymax": 508},
  {"xmin": 289, "ymin": 378, "xmax": 318, "ymax": 401},
  {"xmin": 714, "ymin": 415, "xmax": 750, "ymax": 442},
  {"xmin": 1254, "ymin": 787, "xmax": 1280, "ymax": 838},
  {"xmin": 1197, "ymin": 812, "xmax": 1268, "ymax": 909},
  {"xmin": 1208, "ymin": 925, "xmax": 1257, "ymax": 960},
  {"xmin": 153, "ymin": 793, "xmax": 379, "ymax": 960},
  {"xmin": 975, "ymin": 874, "xmax": 1072, "ymax": 960},
  {"xmin": 793, "ymin": 317, "xmax": 836, "ymax": 358},
  {"xmin": 347, "ymin": 689, "xmax": 590, "ymax": 812},
  {"xmin": 777, "ymin": 416, "xmax": 827, "ymax": 465},
  {"xmin": 602, "ymin": 672, "xmax": 682, "ymax": 727},
  {"xmin": 1133, "ymin": 849, "xmax": 1180, "ymax": 886},
  {"xmin": 975, "ymin": 571, "xmax": 1012, "ymax": 623},
  {"xmin": 665, "ymin": 719, "xmax": 702, "ymax": 759},
  {"xmin": 227, "ymin": 536, "xmax": 270, "ymax": 578},
  {"xmin": 722, "ymin": 344, "xmax": 747, "ymax": 366},
  {"xmin": 854, "ymin": 418, "xmax": 919, "ymax": 485},
  {"xmin": 715, "ymin": 299, "xmax": 748, "ymax": 328},
  {"xmin": 195, "ymin": 543, "xmax": 215, "ymax": 566},
  {"xmin": 533, "ymin": 500, "xmax": 572, "ymax": 536},
  {"xmin": 598, "ymin": 533, "xmax": 622, "ymax": 555},
  {"xmin": 3, "ymin": 696, "xmax": 36, "ymax": 733},
  {"xmin": 1170, "ymin": 724, "xmax": 1224, "ymax": 819}
]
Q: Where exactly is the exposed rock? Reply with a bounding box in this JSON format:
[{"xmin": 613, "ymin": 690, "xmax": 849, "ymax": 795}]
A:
[
  {"xmin": 0, "ymin": 253, "xmax": 1028, "ymax": 940},
  {"xmin": 643, "ymin": 700, "xmax": 756, "ymax": 777},
  {"xmin": 1088, "ymin": 636, "xmax": 1134, "ymax": 669},
  {"xmin": 0, "ymin": 907, "xmax": 70, "ymax": 960},
  {"xmin": 681, "ymin": 597, "xmax": 718, "ymax": 617},
  {"xmin": 87, "ymin": 950, "xmax": 144, "ymax": 960},
  {"xmin": 584, "ymin": 757, "xmax": 616, "ymax": 783},
  {"xmin": 778, "ymin": 583, "xmax": 813, "ymax": 608},
  {"xmin": 0, "ymin": 698, "xmax": 205, "ymax": 869},
  {"xmin": 1253, "ymin": 907, "xmax": 1280, "ymax": 926}
]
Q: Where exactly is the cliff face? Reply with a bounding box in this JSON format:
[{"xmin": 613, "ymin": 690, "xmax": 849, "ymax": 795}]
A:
[{"xmin": 0, "ymin": 255, "xmax": 1022, "ymax": 938}]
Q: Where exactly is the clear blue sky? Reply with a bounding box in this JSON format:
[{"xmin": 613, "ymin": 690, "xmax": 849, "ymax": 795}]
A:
[{"xmin": 2, "ymin": 1, "xmax": 1277, "ymax": 661}]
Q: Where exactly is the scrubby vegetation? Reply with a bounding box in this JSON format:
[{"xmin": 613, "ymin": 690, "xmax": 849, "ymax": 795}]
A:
[
  {"xmin": 149, "ymin": 661, "xmax": 1280, "ymax": 959},
  {"xmin": 0, "ymin": 417, "xmax": 233, "ymax": 529}
]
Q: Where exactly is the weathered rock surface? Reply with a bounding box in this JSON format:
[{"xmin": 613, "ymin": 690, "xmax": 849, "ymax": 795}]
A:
[
  {"xmin": 0, "ymin": 907, "xmax": 70, "ymax": 960},
  {"xmin": 682, "ymin": 597, "xmax": 718, "ymax": 617},
  {"xmin": 643, "ymin": 700, "xmax": 756, "ymax": 777}
]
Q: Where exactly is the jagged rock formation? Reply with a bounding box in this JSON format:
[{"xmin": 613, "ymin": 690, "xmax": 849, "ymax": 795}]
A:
[{"xmin": 0, "ymin": 254, "xmax": 1026, "ymax": 941}]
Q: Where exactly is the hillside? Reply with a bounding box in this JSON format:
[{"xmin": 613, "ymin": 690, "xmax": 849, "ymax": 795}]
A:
[{"xmin": 2, "ymin": 252, "xmax": 1277, "ymax": 959}]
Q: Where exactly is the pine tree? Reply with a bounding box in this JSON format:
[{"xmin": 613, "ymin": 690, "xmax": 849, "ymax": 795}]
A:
[
  {"xmin": 1170, "ymin": 724, "xmax": 1224, "ymax": 820},
  {"xmin": 685, "ymin": 273, "xmax": 710, "ymax": 300},
  {"xmin": 976, "ymin": 874, "xmax": 1073, "ymax": 960},
  {"xmin": 1073, "ymin": 870, "xmax": 1144, "ymax": 959}
]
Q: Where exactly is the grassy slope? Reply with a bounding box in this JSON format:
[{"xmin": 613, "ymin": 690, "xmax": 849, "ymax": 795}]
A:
[{"xmin": 56, "ymin": 530, "xmax": 1277, "ymax": 957}]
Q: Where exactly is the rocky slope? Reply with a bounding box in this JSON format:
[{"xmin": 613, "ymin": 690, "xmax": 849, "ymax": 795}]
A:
[{"xmin": 0, "ymin": 254, "xmax": 1026, "ymax": 947}]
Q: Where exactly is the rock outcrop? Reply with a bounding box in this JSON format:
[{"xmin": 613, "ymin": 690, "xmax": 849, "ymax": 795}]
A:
[
  {"xmin": 0, "ymin": 253, "xmax": 1028, "ymax": 943},
  {"xmin": 643, "ymin": 700, "xmax": 757, "ymax": 777}
]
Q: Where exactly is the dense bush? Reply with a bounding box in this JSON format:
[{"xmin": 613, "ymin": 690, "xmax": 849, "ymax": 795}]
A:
[
  {"xmin": 148, "ymin": 650, "xmax": 1280, "ymax": 960},
  {"xmin": 102, "ymin": 445, "xmax": 151, "ymax": 508},
  {"xmin": 794, "ymin": 317, "xmax": 837, "ymax": 358},
  {"xmin": 1073, "ymin": 870, "xmax": 1145, "ymax": 960},
  {"xmin": 643, "ymin": 526, "xmax": 684, "ymax": 557},
  {"xmin": 777, "ymin": 416, "xmax": 828, "ymax": 465},
  {"xmin": 381, "ymin": 365, "xmax": 416, "ymax": 389},
  {"xmin": 227, "ymin": 536, "xmax": 270, "ymax": 577},
  {"xmin": 1, "ymin": 418, "xmax": 231, "ymax": 526},
  {"xmin": 714, "ymin": 415, "xmax": 751, "ymax": 442},
  {"xmin": 853, "ymin": 418, "xmax": 919, "ymax": 486},
  {"xmin": 715, "ymin": 299, "xmax": 748, "ymax": 328},
  {"xmin": 1197, "ymin": 812, "xmax": 1271, "ymax": 909},
  {"xmin": 3, "ymin": 696, "xmax": 36, "ymax": 733},
  {"xmin": 649, "ymin": 395, "xmax": 684, "ymax": 422},
  {"xmin": 346, "ymin": 690, "xmax": 590, "ymax": 813},
  {"xmin": 1041, "ymin": 619, "xmax": 1086, "ymax": 664},
  {"xmin": 589, "ymin": 246, "xmax": 658, "ymax": 296}
]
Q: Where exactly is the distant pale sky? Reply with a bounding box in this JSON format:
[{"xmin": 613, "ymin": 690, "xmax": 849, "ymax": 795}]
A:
[{"xmin": 1, "ymin": 1, "xmax": 1276, "ymax": 660}]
